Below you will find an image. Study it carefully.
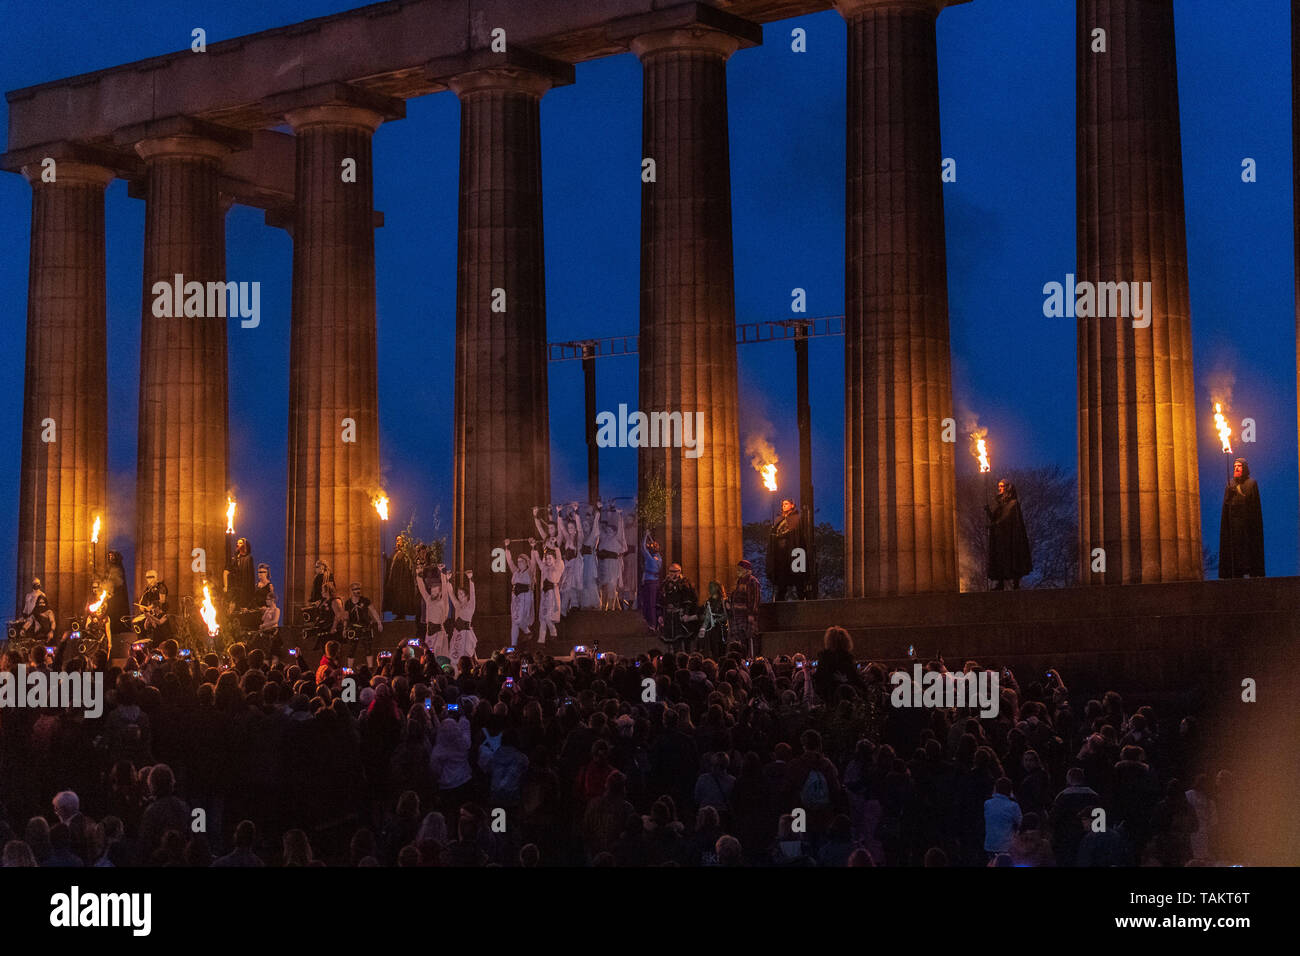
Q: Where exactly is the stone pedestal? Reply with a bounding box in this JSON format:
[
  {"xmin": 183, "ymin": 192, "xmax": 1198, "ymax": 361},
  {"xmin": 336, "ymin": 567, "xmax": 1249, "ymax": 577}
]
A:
[
  {"xmin": 15, "ymin": 159, "xmax": 113, "ymax": 621},
  {"xmin": 1077, "ymin": 0, "xmax": 1201, "ymax": 583},
  {"xmin": 837, "ymin": 0, "xmax": 966, "ymax": 596}
]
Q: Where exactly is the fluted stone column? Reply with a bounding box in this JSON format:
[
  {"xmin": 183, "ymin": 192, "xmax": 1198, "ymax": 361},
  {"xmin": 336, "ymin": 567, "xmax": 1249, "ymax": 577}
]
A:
[
  {"xmin": 14, "ymin": 159, "xmax": 112, "ymax": 621},
  {"xmin": 133, "ymin": 135, "xmax": 232, "ymax": 604},
  {"xmin": 1077, "ymin": 0, "xmax": 1201, "ymax": 583},
  {"xmin": 1294, "ymin": 0, "xmax": 1299, "ymax": 544},
  {"xmin": 631, "ymin": 18, "xmax": 756, "ymax": 593},
  {"xmin": 837, "ymin": 0, "xmax": 964, "ymax": 596},
  {"xmin": 446, "ymin": 62, "xmax": 566, "ymax": 617},
  {"xmin": 271, "ymin": 89, "xmax": 402, "ymax": 618}
]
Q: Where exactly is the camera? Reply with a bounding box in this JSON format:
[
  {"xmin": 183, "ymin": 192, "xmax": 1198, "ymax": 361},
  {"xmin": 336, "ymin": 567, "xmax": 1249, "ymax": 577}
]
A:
[
  {"xmin": 446, "ymin": 702, "xmax": 459, "ymax": 714},
  {"xmin": 503, "ymin": 646, "xmax": 515, "ymax": 654},
  {"xmin": 378, "ymin": 650, "xmax": 393, "ymax": 661},
  {"xmin": 288, "ymin": 648, "xmax": 298, "ymax": 657},
  {"xmin": 407, "ymin": 638, "xmax": 421, "ymax": 648},
  {"xmin": 179, "ymin": 648, "xmax": 192, "ymax": 659},
  {"xmin": 504, "ymin": 677, "xmax": 515, "ymax": 689},
  {"xmin": 423, "ymin": 698, "xmax": 432, "ymax": 711},
  {"xmin": 573, "ymin": 645, "xmax": 587, "ymax": 654},
  {"xmin": 44, "ymin": 645, "xmax": 56, "ymax": 655}
]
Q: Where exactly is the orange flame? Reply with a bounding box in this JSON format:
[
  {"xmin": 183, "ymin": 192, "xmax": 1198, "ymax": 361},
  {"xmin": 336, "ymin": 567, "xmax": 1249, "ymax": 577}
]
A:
[
  {"xmin": 87, "ymin": 589, "xmax": 108, "ymax": 614},
  {"xmin": 1214, "ymin": 403, "xmax": 1232, "ymax": 454},
  {"xmin": 91, "ymin": 515, "xmax": 101, "ymax": 545},
  {"xmin": 373, "ymin": 494, "xmax": 389, "ymax": 521},
  {"xmin": 225, "ymin": 497, "xmax": 236, "ymax": 534},
  {"xmin": 200, "ymin": 584, "xmax": 220, "ymax": 637},
  {"xmin": 970, "ymin": 430, "xmax": 990, "ymax": 473},
  {"xmin": 761, "ymin": 463, "xmax": 777, "ymax": 492}
]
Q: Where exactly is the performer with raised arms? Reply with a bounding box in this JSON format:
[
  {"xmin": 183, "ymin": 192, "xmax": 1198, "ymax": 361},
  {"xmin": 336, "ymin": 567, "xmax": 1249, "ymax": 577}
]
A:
[{"xmin": 504, "ymin": 538, "xmax": 536, "ymax": 647}]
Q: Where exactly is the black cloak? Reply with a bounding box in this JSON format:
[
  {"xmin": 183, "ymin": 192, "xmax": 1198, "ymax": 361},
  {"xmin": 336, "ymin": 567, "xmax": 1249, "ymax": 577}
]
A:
[
  {"xmin": 383, "ymin": 547, "xmax": 420, "ymax": 618},
  {"xmin": 1219, "ymin": 458, "xmax": 1265, "ymax": 578},
  {"xmin": 986, "ymin": 480, "xmax": 1033, "ymax": 581},
  {"xmin": 767, "ymin": 506, "xmax": 809, "ymax": 588}
]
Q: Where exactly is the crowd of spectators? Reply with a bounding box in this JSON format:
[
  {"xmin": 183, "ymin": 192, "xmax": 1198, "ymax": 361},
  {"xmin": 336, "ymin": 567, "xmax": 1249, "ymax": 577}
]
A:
[{"xmin": 0, "ymin": 626, "xmax": 1237, "ymax": 867}]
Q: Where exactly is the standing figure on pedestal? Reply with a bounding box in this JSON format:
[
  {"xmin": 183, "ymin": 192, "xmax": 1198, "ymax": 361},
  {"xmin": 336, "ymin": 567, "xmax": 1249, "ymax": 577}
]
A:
[
  {"xmin": 657, "ymin": 563, "xmax": 699, "ymax": 650},
  {"xmin": 315, "ymin": 581, "xmax": 346, "ymax": 654},
  {"xmin": 536, "ymin": 546, "xmax": 564, "ymax": 644},
  {"xmin": 383, "ymin": 533, "xmax": 420, "ymax": 620},
  {"xmin": 767, "ymin": 499, "xmax": 807, "ymax": 601},
  {"xmin": 448, "ymin": 570, "xmax": 477, "ymax": 673},
  {"xmin": 986, "ymin": 478, "xmax": 1033, "ymax": 590},
  {"xmin": 730, "ymin": 559, "xmax": 761, "ymax": 657},
  {"xmin": 640, "ymin": 530, "xmax": 662, "ymax": 630},
  {"xmin": 596, "ymin": 502, "xmax": 626, "ymax": 611},
  {"xmin": 580, "ymin": 506, "xmax": 601, "ymax": 609},
  {"xmin": 504, "ymin": 540, "xmax": 535, "ymax": 647},
  {"xmin": 1219, "ymin": 458, "xmax": 1265, "ymax": 579},
  {"xmin": 558, "ymin": 507, "xmax": 584, "ymax": 617},
  {"xmin": 416, "ymin": 561, "xmax": 452, "ymax": 659},
  {"xmin": 224, "ymin": 537, "xmax": 255, "ymax": 615}
]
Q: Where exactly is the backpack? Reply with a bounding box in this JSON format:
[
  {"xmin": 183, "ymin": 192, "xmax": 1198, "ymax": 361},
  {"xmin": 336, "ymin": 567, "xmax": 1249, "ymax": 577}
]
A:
[{"xmin": 800, "ymin": 767, "xmax": 831, "ymax": 809}]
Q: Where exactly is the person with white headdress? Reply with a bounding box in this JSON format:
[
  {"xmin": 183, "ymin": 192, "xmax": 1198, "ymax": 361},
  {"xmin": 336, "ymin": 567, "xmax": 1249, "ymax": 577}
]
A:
[{"xmin": 504, "ymin": 539, "xmax": 536, "ymax": 647}]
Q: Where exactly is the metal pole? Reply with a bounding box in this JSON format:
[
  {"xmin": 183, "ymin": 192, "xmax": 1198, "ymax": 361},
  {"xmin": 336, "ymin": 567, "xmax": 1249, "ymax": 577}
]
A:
[
  {"xmin": 795, "ymin": 325, "xmax": 816, "ymax": 598},
  {"xmin": 583, "ymin": 343, "xmax": 599, "ymax": 507}
]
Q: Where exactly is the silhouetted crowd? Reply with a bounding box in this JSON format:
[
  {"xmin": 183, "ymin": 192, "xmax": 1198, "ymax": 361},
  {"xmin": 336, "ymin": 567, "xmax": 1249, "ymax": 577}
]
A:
[{"xmin": 0, "ymin": 627, "xmax": 1237, "ymax": 867}]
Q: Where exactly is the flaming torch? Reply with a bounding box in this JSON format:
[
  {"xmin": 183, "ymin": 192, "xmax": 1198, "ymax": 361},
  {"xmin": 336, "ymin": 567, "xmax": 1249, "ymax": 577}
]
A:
[
  {"xmin": 90, "ymin": 514, "xmax": 101, "ymax": 578},
  {"xmin": 87, "ymin": 589, "xmax": 108, "ymax": 616},
  {"xmin": 372, "ymin": 493, "xmax": 389, "ymax": 522},
  {"xmin": 746, "ymin": 435, "xmax": 780, "ymax": 520},
  {"xmin": 971, "ymin": 428, "xmax": 991, "ymax": 501},
  {"xmin": 200, "ymin": 584, "xmax": 220, "ymax": 642},
  {"xmin": 1214, "ymin": 402, "xmax": 1233, "ymax": 479},
  {"xmin": 225, "ymin": 496, "xmax": 237, "ymax": 566}
]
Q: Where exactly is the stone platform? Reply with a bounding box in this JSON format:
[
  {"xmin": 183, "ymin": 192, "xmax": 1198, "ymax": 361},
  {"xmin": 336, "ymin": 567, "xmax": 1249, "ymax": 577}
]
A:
[
  {"xmin": 282, "ymin": 577, "xmax": 1298, "ymax": 702},
  {"xmin": 757, "ymin": 576, "xmax": 1300, "ymax": 701}
]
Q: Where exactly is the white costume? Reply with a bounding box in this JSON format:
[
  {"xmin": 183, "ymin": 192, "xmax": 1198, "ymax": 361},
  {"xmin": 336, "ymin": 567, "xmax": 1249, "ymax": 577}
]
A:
[
  {"xmin": 448, "ymin": 582, "xmax": 477, "ymax": 674},
  {"xmin": 559, "ymin": 511, "xmax": 584, "ymax": 616},
  {"xmin": 580, "ymin": 513, "xmax": 600, "ymax": 608},
  {"xmin": 537, "ymin": 550, "xmax": 564, "ymax": 641},
  {"xmin": 596, "ymin": 508, "xmax": 626, "ymax": 610},
  {"xmin": 506, "ymin": 544, "xmax": 535, "ymax": 646},
  {"xmin": 417, "ymin": 565, "xmax": 452, "ymax": 659}
]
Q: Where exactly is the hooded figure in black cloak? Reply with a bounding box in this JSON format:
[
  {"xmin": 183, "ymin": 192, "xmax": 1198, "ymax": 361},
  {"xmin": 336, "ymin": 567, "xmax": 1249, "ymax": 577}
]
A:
[
  {"xmin": 767, "ymin": 499, "xmax": 809, "ymax": 600},
  {"xmin": 383, "ymin": 533, "xmax": 420, "ymax": 620},
  {"xmin": 986, "ymin": 478, "xmax": 1033, "ymax": 589},
  {"xmin": 1219, "ymin": 458, "xmax": 1265, "ymax": 578}
]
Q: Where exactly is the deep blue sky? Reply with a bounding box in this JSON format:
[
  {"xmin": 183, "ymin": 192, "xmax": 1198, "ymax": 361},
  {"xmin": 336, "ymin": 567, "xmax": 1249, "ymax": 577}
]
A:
[{"xmin": 1, "ymin": 0, "xmax": 1295, "ymax": 603}]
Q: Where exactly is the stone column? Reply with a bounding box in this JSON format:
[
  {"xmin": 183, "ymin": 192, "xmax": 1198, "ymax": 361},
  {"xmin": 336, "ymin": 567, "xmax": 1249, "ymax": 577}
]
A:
[
  {"xmin": 131, "ymin": 132, "xmax": 234, "ymax": 605},
  {"xmin": 266, "ymin": 86, "xmax": 403, "ymax": 618},
  {"xmin": 1077, "ymin": 0, "xmax": 1201, "ymax": 583},
  {"xmin": 626, "ymin": 12, "xmax": 758, "ymax": 594},
  {"xmin": 1294, "ymin": 0, "xmax": 1299, "ymax": 547},
  {"xmin": 440, "ymin": 54, "xmax": 571, "ymax": 617},
  {"xmin": 13, "ymin": 158, "xmax": 113, "ymax": 622},
  {"xmin": 836, "ymin": 0, "xmax": 966, "ymax": 597}
]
